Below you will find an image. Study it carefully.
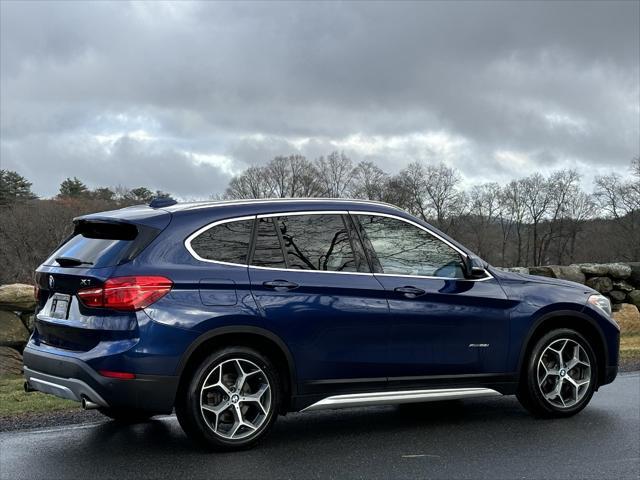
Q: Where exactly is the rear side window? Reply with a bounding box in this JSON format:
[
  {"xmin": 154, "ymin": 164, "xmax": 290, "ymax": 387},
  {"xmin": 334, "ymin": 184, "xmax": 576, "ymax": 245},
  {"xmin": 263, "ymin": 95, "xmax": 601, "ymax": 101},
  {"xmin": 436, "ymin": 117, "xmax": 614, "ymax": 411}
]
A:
[
  {"xmin": 275, "ymin": 214, "xmax": 359, "ymax": 272},
  {"xmin": 251, "ymin": 218, "xmax": 286, "ymax": 268},
  {"xmin": 45, "ymin": 222, "xmax": 142, "ymax": 268},
  {"xmin": 190, "ymin": 219, "xmax": 253, "ymax": 264}
]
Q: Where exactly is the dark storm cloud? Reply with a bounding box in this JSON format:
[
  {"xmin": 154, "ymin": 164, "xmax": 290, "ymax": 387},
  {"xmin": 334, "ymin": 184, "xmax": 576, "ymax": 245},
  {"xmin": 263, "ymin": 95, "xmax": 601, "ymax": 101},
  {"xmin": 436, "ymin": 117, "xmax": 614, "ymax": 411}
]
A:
[{"xmin": 1, "ymin": 1, "xmax": 638, "ymax": 197}]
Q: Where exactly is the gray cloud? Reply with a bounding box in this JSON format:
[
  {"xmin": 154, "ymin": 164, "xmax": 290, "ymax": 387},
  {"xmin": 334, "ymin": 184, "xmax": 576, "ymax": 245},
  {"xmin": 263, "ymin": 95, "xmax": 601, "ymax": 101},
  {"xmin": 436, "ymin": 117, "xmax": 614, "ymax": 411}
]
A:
[{"xmin": 1, "ymin": 1, "xmax": 638, "ymax": 198}]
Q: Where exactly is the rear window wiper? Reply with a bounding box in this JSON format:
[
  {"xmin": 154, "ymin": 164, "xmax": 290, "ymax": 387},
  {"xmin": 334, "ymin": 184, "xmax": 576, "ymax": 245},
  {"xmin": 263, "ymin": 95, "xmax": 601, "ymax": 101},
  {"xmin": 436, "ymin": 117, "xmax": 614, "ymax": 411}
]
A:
[{"xmin": 55, "ymin": 257, "xmax": 94, "ymax": 267}]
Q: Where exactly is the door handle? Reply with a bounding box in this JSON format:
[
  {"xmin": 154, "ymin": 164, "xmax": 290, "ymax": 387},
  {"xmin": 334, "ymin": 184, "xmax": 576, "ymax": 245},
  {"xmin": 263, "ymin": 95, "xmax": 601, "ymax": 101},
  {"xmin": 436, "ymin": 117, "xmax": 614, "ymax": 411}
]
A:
[
  {"xmin": 263, "ymin": 280, "xmax": 299, "ymax": 291},
  {"xmin": 394, "ymin": 286, "xmax": 426, "ymax": 298}
]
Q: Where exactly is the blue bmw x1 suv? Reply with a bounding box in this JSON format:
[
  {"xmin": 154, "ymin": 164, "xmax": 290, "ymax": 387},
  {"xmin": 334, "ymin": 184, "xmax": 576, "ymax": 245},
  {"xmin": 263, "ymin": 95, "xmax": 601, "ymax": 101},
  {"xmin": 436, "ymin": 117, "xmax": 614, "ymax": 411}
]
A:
[{"xmin": 24, "ymin": 198, "xmax": 619, "ymax": 450}]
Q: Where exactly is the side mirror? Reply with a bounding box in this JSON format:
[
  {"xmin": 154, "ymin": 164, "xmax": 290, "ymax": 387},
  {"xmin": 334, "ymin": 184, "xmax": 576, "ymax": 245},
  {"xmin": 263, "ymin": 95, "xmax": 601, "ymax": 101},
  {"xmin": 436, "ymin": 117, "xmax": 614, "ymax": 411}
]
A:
[{"xmin": 465, "ymin": 256, "xmax": 488, "ymax": 279}]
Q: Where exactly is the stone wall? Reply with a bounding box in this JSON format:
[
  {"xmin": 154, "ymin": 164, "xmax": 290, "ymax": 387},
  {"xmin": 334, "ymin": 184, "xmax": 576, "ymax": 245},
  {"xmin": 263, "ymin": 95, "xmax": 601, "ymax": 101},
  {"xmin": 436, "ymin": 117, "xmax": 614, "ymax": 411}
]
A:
[
  {"xmin": 499, "ymin": 262, "xmax": 640, "ymax": 335},
  {"xmin": 0, "ymin": 284, "xmax": 35, "ymax": 375},
  {"xmin": 499, "ymin": 262, "xmax": 640, "ymax": 310}
]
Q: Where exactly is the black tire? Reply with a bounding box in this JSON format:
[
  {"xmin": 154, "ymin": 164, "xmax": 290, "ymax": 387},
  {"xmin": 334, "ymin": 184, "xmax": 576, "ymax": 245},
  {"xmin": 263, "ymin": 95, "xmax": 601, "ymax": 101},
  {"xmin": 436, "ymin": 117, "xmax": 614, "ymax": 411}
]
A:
[
  {"xmin": 517, "ymin": 328, "xmax": 598, "ymax": 418},
  {"xmin": 97, "ymin": 407, "xmax": 155, "ymax": 423},
  {"xmin": 175, "ymin": 346, "xmax": 281, "ymax": 451}
]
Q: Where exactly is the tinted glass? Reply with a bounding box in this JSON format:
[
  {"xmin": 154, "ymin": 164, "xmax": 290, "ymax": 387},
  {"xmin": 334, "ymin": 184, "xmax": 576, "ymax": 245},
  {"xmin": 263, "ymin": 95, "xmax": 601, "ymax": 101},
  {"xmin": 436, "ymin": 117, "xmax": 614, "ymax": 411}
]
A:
[
  {"xmin": 251, "ymin": 218, "xmax": 286, "ymax": 268},
  {"xmin": 275, "ymin": 214, "xmax": 358, "ymax": 272},
  {"xmin": 190, "ymin": 219, "xmax": 253, "ymax": 264},
  {"xmin": 357, "ymin": 215, "xmax": 465, "ymax": 278},
  {"xmin": 44, "ymin": 222, "xmax": 138, "ymax": 268}
]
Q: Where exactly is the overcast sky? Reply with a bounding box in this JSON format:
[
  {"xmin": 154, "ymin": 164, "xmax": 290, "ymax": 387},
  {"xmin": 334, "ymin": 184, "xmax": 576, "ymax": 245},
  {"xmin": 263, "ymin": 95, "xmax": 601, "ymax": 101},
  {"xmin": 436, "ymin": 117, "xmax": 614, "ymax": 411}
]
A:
[{"xmin": 1, "ymin": 1, "xmax": 638, "ymax": 199}]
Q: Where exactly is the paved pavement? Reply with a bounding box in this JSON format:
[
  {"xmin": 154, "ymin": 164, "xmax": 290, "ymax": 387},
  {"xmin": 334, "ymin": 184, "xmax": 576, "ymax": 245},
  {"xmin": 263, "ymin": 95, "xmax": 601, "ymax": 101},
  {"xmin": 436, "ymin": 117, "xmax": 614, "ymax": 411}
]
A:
[{"xmin": 1, "ymin": 373, "xmax": 638, "ymax": 480}]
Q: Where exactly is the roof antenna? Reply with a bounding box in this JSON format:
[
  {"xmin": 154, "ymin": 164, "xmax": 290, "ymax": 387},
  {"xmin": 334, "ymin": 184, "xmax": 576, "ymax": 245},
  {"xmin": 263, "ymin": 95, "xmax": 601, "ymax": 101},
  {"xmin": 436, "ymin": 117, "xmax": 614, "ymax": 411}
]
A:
[{"xmin": 149, "ymin": 197, "xmax": 178, "ymax": 208}]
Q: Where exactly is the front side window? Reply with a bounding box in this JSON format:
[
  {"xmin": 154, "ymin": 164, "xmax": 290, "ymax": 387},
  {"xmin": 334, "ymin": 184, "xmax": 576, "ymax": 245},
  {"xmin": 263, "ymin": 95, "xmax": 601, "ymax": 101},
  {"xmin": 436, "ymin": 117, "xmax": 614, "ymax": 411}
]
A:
[
  {"xmin": 356, "ymin": 215, "xmax": 465, "ymax": 278},
  {"xmin": 190, "ymin": 219, "xmax": 253, "ymax": 264},
  {"xmin": 274, "ymin": 214, "xmax": 360, "ymax": 272}
]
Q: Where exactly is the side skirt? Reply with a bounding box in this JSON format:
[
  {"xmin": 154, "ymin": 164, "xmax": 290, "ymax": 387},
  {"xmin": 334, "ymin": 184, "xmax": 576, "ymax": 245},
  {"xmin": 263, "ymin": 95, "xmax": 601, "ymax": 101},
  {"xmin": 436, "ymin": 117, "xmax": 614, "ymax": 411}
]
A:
[{"xmin": 301, "ymin": 387, "xmax": 501, "ymax": 412}]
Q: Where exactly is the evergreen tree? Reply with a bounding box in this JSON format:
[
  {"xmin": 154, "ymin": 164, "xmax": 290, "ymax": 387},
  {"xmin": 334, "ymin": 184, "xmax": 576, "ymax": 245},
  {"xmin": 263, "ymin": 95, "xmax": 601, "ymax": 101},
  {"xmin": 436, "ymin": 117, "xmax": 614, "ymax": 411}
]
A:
[
  {"xmin": 59, "ymin": 177, "xmax": 89, "ymax": 198},
  {"xmin": 0, "ymin": 170, "xmax": 37, "ymax": 205}
]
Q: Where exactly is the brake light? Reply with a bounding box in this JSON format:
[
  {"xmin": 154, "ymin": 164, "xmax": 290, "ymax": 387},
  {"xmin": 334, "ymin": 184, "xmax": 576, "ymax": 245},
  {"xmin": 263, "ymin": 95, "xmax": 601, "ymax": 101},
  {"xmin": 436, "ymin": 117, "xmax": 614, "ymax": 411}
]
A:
[
  {"xmin": 77, "ymin": 276, "xmax": 172, "ymax": 311},
  {"xmin": 34, "ymin": 284, "xmax": 40, "ymax": 300}
]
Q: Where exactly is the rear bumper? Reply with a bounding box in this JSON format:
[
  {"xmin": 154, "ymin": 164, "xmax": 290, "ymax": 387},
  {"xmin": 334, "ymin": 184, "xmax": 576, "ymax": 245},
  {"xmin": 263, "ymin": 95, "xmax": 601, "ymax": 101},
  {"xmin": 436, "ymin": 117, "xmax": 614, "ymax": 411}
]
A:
[{"xmin": 23, "ymin": 346, "xmax": 178, "ymax": 414}]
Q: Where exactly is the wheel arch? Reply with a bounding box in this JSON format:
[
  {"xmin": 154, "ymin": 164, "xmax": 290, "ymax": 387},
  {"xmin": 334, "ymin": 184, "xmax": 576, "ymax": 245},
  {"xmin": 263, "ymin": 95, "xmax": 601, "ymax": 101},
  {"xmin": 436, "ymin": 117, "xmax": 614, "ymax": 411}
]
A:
[
  {"xmin": 175, "ymin": 326, "xmax": 297, "ymax": 412},
  {"xmin": 517, "ymin": 310, "xmax": 609, "ymax": 388}
]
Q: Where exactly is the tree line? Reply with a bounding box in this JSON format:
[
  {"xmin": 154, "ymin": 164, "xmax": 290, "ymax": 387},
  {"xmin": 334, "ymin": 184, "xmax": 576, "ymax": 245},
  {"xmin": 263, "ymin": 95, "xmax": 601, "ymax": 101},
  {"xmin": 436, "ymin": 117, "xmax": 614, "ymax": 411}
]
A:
[
  {"xmin": 225, "ymin": 154, "xmax": 639, "ymax": 267},
  {"xmin": 0, "ymin": 155, "xmax": 638, "ymax": 284}
]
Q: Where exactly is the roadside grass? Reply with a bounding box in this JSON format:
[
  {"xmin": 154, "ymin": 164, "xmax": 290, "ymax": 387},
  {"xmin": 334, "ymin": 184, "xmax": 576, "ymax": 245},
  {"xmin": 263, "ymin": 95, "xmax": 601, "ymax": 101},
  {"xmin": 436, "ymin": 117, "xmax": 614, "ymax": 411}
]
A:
[
  {"xmin": 2, "ymin": 334, "xmax": 639, "ymax": 418},
  {"xmin": 0, "ymin": 375, "xmax": 76, "ymax": 417},
  {"xmin": 620, "ymin": 334, "xmax": 640, "ymax": 361}
]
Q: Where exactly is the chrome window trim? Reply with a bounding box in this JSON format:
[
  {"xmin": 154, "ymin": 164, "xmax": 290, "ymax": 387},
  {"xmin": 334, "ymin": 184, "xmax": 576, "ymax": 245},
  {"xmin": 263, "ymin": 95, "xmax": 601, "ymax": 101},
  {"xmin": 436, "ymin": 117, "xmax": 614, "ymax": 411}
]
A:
[
  {"xmin": 184, "ymin": 214, "xmax": 256, "ymax": 266},
  {"xmin": 184, "ymin": 210, "xmax": 494, "ymax": 282},
  {"xmin": 248, "ymin": 265, "xmax": 374, "ymax": 276}
]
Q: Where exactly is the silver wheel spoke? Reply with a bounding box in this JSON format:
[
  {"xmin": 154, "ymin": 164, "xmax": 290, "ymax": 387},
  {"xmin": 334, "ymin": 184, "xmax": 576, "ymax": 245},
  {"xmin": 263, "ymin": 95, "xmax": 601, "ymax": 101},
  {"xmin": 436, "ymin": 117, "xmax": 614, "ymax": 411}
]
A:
[
  {"xmin": 200, "ymin": 357, "xmax": 272, "ymax": 440},
  {"xmin": 537, "ymin": 338, "xmax": 591, "ymax": 409}
]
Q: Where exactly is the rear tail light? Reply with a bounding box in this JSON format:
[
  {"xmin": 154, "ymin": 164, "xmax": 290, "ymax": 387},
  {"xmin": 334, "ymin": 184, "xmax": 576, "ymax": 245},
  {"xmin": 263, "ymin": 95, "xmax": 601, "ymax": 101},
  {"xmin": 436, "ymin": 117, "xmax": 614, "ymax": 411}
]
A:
[
  {"xmin": 34, "ymin": 284, "xmax": 40, "ymax": 300},
  {"xmin": 77, "ymin": 276, "xmax": 172, "ymax": 311}
]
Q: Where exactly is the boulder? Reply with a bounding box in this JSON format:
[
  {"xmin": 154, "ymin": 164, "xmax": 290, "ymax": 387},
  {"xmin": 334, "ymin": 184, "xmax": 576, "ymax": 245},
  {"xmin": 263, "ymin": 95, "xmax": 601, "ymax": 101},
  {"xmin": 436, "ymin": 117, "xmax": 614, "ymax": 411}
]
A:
[
  {"xmin": 627, "ymin": 263, "xmax": 640, "ymax": 288},
  {"xmin": 503, "ymin": 267, "xmax": 530, "ymax": 275},
  {"xmin": 528, "ymin": 266, "xmax": 556, "ymax": 278},
  {"xmin": 0, "ymin": 346, "xmax": 23, "ymax": 376},
  {"xmin": 607, "ymin": 263, "xmax": 632, "ymax": 279},
  {"xmin": 577, "ymin": 263, "xmax": 609, "ymax": 276},
  {"xmin": 628, "ymin": 290, "xmax": 640, "ymax": 308},
  {"xmin": 586, "ymin": 276, "xmax": 613, "ymax": 294},
  {"xmin": 20, "ymin": 312, "xmax": 35, "ymax": 331},
  {"xmin": 555, "ymin": 266, "xmax": 586, "ymax": 284},
  {"xmin": 0, "ymin": 310, "xmax": 30, "ymax": 346},
  {"xmin": 609, "ymin": 290, "xmax": 627, "ymax": 303},
  {"xmin": 0, "ymin": 284, "xmax": 36, "ymax": 312},
  {"xmin": 613, "ymin": 280, "xmax": 634, "ymax": 292},
  {"xmin": 612, "ymin": 303, "xmax": 640, "ymax": 335}
]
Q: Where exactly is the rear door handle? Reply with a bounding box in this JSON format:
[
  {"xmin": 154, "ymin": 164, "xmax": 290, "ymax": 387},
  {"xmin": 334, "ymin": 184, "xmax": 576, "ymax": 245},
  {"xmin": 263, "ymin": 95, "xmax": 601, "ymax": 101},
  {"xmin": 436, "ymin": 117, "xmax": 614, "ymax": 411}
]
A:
[
  {"xmin": 394, "ymin": 286, "xmax": 426, "ymax": 298},
  {"xmin": 263, "ymin": 280, "xmax": 299, "ymax": 291}
]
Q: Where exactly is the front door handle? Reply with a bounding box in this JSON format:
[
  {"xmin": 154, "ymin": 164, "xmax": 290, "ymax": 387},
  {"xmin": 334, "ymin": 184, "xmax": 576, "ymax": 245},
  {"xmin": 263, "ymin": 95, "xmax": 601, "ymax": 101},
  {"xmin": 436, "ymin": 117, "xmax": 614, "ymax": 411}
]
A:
[
  {"xmin": 263, "ymin": 280, "xmax": 299, "ymax": 291},
  {"xmin": 394, "ymin": 286, "xmax": 426, "ymax": 298}
]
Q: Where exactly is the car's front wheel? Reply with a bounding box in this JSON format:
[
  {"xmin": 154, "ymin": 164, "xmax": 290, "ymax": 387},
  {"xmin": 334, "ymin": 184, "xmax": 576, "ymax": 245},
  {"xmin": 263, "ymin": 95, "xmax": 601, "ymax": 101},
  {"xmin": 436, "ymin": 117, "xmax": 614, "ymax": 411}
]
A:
[
  {"xmin": 517, "ymin": 328, "xmax": 597, "ymax": 418},
  {"xmin": 176, "ymin": 346, "xmax": 280, "ymax": 451}
]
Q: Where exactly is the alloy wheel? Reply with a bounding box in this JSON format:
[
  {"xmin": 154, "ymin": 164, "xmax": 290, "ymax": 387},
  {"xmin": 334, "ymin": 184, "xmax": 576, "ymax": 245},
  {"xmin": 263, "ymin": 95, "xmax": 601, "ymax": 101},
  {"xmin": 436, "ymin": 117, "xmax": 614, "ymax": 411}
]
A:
[
  {"xmin": 537, "ymin": 338, "xmax": 591, "ymax": 408},
  {"xmin": 200, "ymin": 358, "xmax": 272, "ymax": 440}
]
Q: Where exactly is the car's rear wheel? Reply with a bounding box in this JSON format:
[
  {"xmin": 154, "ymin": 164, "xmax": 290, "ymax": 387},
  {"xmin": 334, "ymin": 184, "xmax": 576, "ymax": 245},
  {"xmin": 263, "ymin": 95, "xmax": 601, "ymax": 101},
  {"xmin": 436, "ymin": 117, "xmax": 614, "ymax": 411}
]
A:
[
  {"xmin": 175, "ymin": 346, "xmax": 280, "ymax": 451},
  {"xmin": 517, "ymin": 328, "xmax": 597, "ymax": 418}
]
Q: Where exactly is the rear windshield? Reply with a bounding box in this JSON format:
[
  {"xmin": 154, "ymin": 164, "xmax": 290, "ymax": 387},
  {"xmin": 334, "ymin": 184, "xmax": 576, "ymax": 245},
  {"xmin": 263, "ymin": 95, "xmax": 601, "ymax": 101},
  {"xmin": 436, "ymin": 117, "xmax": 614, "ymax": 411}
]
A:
[{"xmin": 44, "ymin": 222, "xmax": 140, "ymax": 268}]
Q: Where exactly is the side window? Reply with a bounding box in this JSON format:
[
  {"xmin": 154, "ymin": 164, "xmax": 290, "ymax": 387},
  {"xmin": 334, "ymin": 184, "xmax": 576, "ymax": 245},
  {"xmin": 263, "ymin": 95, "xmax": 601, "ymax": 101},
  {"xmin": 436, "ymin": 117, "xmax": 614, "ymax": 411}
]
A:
[
  {"xmin": 356, "ymin": 215, "xmax": 466, "ymax": 278},
  {"xmin": 190, "ymin": 219, "xmax": 253, "ymax": 264},
  {"xmin": 274, "ymin": 214, "xmax": 360, "ymax": 272},
  {"xmin": 251, "ymin": 218, "xmax": 286, "ymax": 268}
]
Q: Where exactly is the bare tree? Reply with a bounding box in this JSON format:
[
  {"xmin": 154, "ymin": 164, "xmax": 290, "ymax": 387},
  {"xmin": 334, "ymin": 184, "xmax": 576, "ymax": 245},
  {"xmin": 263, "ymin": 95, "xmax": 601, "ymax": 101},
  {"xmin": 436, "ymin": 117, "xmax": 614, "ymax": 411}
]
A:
[
  {"xmin": 316, "ymin": 151, "xmax": 354, "ymax": 197},
  {"xmin": 502, "ymin": 179, "xmax": 528, "ymax": 266},
  {"xmin": 350, "ymin": 161, "xmax": 388, "ymax": 200},
  {"xmin": 594, "ymin": 158, "xmax": 640, "ymax": 260},
  {"xmin": 422, "ymin": 163, "xmax": 466, "ymax": 234},
  {"xmin": 225, "ymin": 166, "xmax": 271, "ymax": 199},
  {"xmin": 467, "ymin": 183, "xmax": 501, "ymax": 258}
]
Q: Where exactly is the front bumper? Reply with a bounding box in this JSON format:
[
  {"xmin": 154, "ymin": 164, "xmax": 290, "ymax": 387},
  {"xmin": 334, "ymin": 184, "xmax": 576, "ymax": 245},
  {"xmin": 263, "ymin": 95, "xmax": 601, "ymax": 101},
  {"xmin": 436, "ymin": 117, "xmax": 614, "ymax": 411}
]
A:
[{"xmin": 23, "ymin": 346, "xmax": 178, "ymax": 413}]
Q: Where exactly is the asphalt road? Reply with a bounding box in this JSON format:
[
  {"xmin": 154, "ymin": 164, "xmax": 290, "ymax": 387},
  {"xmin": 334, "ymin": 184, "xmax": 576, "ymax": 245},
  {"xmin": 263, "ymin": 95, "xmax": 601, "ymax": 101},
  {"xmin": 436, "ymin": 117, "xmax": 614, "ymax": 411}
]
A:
[{"xmin": 1, "ymin": 373, "xmax": 638, "ymax": 480}]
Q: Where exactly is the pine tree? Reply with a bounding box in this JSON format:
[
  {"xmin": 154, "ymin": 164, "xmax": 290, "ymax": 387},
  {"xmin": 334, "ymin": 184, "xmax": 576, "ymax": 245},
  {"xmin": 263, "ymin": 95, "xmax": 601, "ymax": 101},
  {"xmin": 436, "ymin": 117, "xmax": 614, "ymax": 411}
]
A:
[{"xmin": 0, "ymin": 170, "xmax": 37, "ymax": 205}]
